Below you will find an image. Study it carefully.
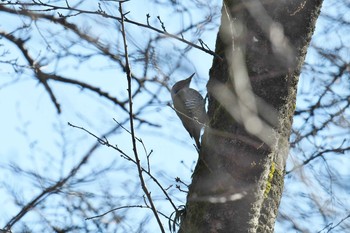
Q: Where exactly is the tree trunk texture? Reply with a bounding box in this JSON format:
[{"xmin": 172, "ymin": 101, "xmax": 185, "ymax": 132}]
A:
[{"xmin": 179, "ymin": 0, "xmax": 323, "ymax": 232}]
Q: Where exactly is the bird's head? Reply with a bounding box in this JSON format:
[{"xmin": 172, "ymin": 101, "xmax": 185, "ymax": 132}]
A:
[{"xmin": 171, "ymin": 73, "xmax": 195, "ymax": 95}]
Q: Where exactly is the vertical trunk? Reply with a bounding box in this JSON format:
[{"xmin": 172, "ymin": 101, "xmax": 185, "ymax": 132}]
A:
[{"xmin": 179, "ymin": 0, "xmax": 323, "ymax": 232}]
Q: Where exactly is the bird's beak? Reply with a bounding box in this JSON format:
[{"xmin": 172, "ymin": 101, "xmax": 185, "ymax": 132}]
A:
[
  {"xmin": 188, "ymin": 73, "xmax": 195, "ymax": 80},
  {"xmin": 186, "ymin": 73, "xmax": 195, "ymax": 83}
]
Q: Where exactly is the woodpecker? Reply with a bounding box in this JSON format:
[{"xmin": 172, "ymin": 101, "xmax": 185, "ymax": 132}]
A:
[{"xmin": 171, "ymin": 73, "xmax": 207, "ymax": 149}]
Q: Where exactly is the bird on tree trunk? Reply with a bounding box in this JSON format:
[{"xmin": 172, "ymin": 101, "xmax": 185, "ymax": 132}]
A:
[{"xmin": 171, "ymin": 73, "xmax": 207, "ymax": 150}]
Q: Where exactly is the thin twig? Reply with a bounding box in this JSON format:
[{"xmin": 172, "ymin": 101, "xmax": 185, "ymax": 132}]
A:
[
  {"xmin": 0, "ymin": 3, "xmax": 221, "ymax": 60},
  {"xmin": 3, "ymin": 122, "xmax": 123, "ymax": 231},
  {"xmin": 67, "ymin": 122, "xmax": 178, "ymax": 211},
  {"xmin": 119, "ymin": 2, "xmax": 165, "ymax": 232}
]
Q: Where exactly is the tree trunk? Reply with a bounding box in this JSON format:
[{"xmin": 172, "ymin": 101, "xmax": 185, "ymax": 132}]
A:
[{"xmin": 179, "ymin": 0, "xmax": 323, "ymax": 232}]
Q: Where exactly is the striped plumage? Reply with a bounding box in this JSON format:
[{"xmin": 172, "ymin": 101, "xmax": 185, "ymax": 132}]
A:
[{"xmin": 171, "ymin": 73, "xmax": 207, "ymax": 149}]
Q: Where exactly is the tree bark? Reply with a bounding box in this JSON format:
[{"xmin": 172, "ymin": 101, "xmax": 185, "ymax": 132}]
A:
[{"xmin": 179, "ymin": 0, "xmax": 323, "ymax": 232}]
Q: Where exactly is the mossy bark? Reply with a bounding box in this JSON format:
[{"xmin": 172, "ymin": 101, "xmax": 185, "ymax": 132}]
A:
[{"xmin": 179, "ymin": 0, "xmax": 323, "ymax": 232}]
